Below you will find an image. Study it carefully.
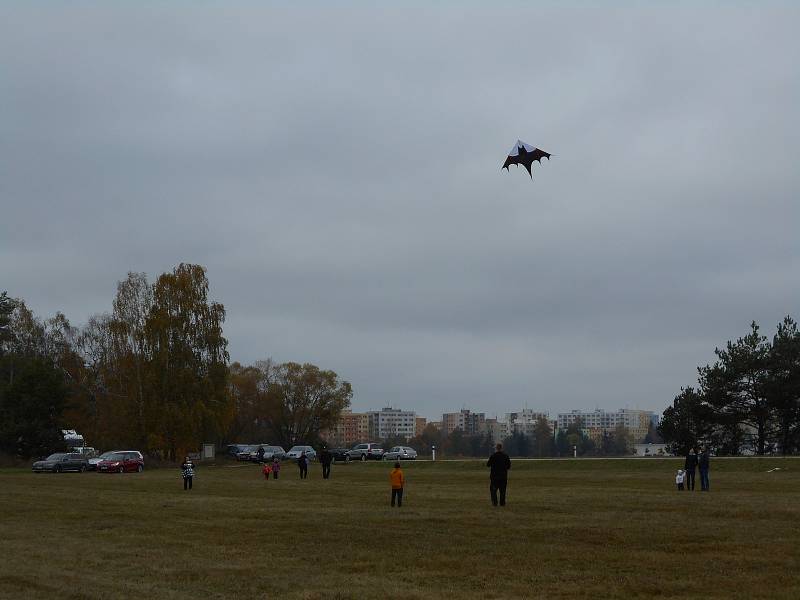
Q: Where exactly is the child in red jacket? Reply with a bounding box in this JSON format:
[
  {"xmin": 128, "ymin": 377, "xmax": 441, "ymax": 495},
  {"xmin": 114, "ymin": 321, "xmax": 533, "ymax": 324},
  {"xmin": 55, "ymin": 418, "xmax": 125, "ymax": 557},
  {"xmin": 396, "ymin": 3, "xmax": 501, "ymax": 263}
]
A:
[{"xmin": 262, "ymin": 463, "xmax": 272, "ymax": 480}]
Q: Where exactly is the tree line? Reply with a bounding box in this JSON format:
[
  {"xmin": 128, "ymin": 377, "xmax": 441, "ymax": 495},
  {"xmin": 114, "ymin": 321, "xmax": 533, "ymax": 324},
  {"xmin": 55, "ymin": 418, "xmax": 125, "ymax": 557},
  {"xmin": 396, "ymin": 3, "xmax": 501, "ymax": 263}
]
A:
[
  {"xmin": 0, "ymin": 265, "xmax": 351, "ymax": 459},
  {"xmin": 659, "ymin": 318, "xmax": 800, "ymax": 455}
]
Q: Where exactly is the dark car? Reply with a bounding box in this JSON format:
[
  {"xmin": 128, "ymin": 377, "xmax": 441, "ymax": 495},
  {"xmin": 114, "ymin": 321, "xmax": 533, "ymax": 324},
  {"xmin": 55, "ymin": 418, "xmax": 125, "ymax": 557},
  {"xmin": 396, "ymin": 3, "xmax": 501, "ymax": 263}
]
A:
[
  {"xmin": 97, "ymin": 451, "xmax": 144, "ymax": 473},
  {"xmin": 32, "ymin": 453, "xmax": 89, "ymax": 473},
  {"xmin": 225, "ymin": 444, "xmax": 251, "ymax": 459},
  {"xmin": 329, "ymin": 448, "xmax": 351, "ymax": 463},
  {"xmin": 347, "ymin": 443, "xmax": 384, "ymax": 461},
  {"xmin": 235, "ymin": 445, "xmax": 258, "ymax": 461}
]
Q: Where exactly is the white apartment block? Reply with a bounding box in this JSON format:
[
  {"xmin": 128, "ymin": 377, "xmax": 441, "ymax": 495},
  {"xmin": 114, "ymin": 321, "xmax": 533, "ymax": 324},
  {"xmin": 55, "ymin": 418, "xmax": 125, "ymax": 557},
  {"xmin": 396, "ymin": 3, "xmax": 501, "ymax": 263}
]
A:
[
  {"xmin": 368, "ymin": 407, "xmax": 417, "ymax": 440},
  {"xmin": 556, "ymin": 409, "xmax": 655, "ymax": 442},
  {"xmin": 505, "ymin": 410, "xmax": 553, "ymax": 436}
]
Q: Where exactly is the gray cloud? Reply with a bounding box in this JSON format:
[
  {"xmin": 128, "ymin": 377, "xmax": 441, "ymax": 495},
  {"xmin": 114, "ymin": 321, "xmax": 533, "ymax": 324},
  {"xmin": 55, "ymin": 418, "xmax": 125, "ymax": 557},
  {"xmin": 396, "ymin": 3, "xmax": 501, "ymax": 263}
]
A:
[{"xmin": 2, "ymin": 3, "xmax": 798, "ymax": 419}]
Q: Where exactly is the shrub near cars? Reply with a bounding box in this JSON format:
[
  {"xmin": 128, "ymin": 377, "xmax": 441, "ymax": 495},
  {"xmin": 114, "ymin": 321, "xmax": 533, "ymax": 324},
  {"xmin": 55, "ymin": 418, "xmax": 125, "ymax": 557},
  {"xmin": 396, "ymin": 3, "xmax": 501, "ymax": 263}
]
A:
[
  {"xmin": 97, "ymin": 451, "xmax": 144, "ymax": 473},
  {"xmin": 32, "ymin": 453, "xmax": 89, "ymax": 473}
]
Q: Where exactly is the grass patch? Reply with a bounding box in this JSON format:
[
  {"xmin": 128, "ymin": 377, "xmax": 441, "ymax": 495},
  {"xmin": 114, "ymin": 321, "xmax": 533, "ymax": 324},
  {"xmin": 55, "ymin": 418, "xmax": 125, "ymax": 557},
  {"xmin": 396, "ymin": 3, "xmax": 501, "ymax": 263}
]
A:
[{"xmin": 1, "ymin": 457, "xmax": 799, "ymax": 599}]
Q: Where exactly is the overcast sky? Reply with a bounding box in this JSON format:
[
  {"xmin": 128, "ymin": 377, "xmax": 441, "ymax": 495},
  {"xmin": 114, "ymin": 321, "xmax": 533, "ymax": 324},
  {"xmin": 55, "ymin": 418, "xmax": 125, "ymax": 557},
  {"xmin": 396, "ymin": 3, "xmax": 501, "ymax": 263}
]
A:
[{"xmin": 2, "ymin": 3, "xmax": 798, "ymax": 420}]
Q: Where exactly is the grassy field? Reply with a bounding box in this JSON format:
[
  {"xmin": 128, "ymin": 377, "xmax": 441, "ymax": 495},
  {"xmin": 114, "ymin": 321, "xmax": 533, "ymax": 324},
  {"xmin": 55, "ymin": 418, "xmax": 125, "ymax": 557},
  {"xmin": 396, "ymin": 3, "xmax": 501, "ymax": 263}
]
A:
[{"xmin": 1, "ymin": 457, "xmax": 799, "ymax": 599}]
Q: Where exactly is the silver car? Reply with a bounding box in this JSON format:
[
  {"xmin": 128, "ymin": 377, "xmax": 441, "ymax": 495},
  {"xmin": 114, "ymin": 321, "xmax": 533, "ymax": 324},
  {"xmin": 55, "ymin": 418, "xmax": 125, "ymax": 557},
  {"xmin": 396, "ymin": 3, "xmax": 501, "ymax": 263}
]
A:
[
  {"xmin": 383, "ymin": 446, "xmax": 417, "ymax": 461},
  {"xmin": 286, "ymin": 445, "xmax": 316, "ymax": 461}
]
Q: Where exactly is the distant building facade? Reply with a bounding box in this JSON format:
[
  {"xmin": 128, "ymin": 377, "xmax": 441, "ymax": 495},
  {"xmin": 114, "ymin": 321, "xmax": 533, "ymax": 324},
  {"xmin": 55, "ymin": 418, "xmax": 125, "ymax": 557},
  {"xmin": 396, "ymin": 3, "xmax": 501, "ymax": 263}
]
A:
[
  {"xmin": 557, "ymin": 409, "xmax": 655, "ymax": 443},
  {"xmin": 442, "ymin": 409, "xmax": 486, "ymax": 435},
  {"xmin": 327, "ymin": 411, "xmax": 369, "ymax": 447},
  {"xmin": 368, "ymin": 407, "xmax": 417, "ymax": 440}
]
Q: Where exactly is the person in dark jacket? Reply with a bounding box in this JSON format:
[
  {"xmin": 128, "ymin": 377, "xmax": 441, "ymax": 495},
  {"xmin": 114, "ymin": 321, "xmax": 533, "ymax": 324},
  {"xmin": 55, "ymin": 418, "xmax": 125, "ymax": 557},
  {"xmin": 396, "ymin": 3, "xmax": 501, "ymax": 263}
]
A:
[
  {"xmin": 698, "ymin": 446, "xmax": 710, "ymax": 491},
  {"xmin": 487, "ymin": 443, "xmax": 511, "ymax": 507},
  {"xmin": 684, "ymin": 447, "xmax": 698, "ymax": 491},
  {"xmin": 181, "ymin": 457, "xmax": 195, "ymax": 491},
  {"xmin": 319, "ymin": 446, "xmax": 333, "ymax": 480},
  {"xmin": 298, "ymin": 452, "xmax": 309, "ymax": 479}
]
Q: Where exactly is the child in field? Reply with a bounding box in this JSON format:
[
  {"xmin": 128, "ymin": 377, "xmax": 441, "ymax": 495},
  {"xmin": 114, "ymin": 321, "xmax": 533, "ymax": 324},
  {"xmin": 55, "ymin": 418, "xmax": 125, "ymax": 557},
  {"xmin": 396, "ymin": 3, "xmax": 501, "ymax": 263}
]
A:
[
  {"xmin": 181, "ymin": 457, "xmax": 195, "ymax": 491},
  {"xmin": 676, "ymin": 469, "xmax": 685, "ymax": 491},
  {"xmin": 390, "ymin": 462, "xmax": 405, "ymax": 507},
  {"xmin": 271, "ymin": 457, "xmax": 281, "ymax": 479},
  {"xmin": 298, "ymin": 452, "xmax": 309, "ymax": 479},
  {"xmin": 262, "ymin": 462, "xmax": 272, "ymax": 480}
]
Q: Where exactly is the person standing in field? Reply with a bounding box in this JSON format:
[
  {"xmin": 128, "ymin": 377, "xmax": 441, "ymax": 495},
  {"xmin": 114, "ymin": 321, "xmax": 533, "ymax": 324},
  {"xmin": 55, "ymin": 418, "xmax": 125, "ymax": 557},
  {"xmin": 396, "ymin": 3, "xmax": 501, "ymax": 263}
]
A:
[
  {"xmin": 390, "ymin": 461, "xmax": 405, "ymax": 507},
  {"xmin": 487, "ymin": 443, "xmax": 511, "ymax": 507},
  {"xmin": 298, "ymin": 452, "xmax": 309, "ymax": 479},
  {"xmin": 319, "ymin": 446, "xmax": 333, "ymax": 480},
  {"xmin": 698, "ymin": 446, "xmax": 710, "ymax": 491},
  {"xmin": 684, "ymin": 447, "xmax": 698, "ymax": 491},
  {"xmin": 271, "ymin": 457, "xmax": 281, "ymax": 480},
  {"xmin": 181, "ymin": 456, "xmax": 195, "ymax": 491},
  {"xmin": 676, "ymin": 469, "xmax": 685, "ymax": 491},
  {"xmin": 262, "ymin": 462, "xmax": 272, "ymax": 480}
]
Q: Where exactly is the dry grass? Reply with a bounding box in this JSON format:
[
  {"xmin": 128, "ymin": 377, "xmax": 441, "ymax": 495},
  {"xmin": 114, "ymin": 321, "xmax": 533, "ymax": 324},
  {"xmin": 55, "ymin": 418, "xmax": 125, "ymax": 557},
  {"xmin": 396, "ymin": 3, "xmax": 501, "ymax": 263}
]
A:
[{"xmin": 1, "ymin": 457, "xmax": 799, "ymax": 599}]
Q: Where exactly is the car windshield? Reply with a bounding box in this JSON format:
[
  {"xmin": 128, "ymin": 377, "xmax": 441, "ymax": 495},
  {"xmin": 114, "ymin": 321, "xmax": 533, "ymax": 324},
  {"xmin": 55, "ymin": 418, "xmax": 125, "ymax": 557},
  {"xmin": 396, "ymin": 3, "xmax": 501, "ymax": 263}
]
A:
[
  {"xmin": 46, "ymin": 453, "xmax": 67, "ymax": 460},
  {"xmin": 98, "ymin": 451, "xmax": 117, "ymax": 460},
  {"xmin": 288, "ymin": 446, "xmax": 305, "ymax": 452},
  {"xmin": 103, "ymin": 453, "xmax": 125, "ymax": 461},
  {"xmin": 390, "ymin": 447, "xmax": 400, "ymax": 452}
]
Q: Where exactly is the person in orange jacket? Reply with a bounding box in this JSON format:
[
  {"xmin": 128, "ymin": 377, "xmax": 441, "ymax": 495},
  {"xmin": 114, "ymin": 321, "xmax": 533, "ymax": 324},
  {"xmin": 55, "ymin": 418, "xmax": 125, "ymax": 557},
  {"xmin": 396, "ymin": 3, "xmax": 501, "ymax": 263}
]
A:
[
  {"xmin": 389, "ymin": 462, "xmax": 405, "ymax": 507},
  {"xmin": 262, "ymin": 462, "xmax": 272, "ymax": 480}
]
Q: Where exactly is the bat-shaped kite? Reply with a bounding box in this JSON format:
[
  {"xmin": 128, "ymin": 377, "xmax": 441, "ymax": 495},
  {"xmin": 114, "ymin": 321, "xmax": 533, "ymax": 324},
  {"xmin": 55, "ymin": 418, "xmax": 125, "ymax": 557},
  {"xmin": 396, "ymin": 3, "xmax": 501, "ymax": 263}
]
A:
[{"xmin": 502, "ymin": 140, "xmax": 551, "ymax": 178}]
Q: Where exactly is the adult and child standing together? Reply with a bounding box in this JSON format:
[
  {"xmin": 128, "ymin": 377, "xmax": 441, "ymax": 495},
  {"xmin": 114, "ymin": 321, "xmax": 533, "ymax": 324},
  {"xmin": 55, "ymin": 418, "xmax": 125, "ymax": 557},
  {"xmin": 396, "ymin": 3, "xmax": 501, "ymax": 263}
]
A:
[{"xmin": 677, "ymin": 446, "xmax": 711, "ymax": 492}]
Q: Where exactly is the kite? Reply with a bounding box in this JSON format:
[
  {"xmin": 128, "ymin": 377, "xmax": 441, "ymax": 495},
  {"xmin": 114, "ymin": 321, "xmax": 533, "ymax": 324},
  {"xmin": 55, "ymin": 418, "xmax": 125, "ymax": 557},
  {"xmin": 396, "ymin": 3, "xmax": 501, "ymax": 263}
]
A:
[{"xmin": 502, "ymin": 140, "xmax": 551, "ymax": 178}]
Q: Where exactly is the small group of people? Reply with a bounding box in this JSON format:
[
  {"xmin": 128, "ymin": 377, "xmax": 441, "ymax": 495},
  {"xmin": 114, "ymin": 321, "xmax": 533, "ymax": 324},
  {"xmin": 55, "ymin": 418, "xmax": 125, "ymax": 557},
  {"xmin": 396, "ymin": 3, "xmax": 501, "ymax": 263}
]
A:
[
  {"xmin": 260, "ymin": 449, "xmax": 330, "ymax": 481},
  {"xmin": 387, "ymin": 444, "xmax": 511, "ymax": 509},
  {"xmin": 676, "ymin": 446, "xmax": 711, "ymax": 492},
  {"xmin": 261, "ymin": 457, "xmax": 282, "ymax": 480},
  {"xmin": 179, "ymin": 444, "xmax": 514, "ymax": 508}
]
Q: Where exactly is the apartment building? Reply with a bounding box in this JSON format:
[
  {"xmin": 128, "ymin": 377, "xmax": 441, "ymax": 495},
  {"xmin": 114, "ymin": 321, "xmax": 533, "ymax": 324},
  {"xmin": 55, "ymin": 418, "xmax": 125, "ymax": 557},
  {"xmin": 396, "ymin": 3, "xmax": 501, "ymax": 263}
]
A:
[
  {"xmin": 327, "ymin": 411, "xmax": 369, "ymax": 447},
  {"xmin": 367, "ymin": 407, "xmax": 417, "ymax": 440},
  {"xmin": 556, "ymin": 409, "xmax": 655, "ymax": 443},
  {"xmin": 442, "ymin": 409, "xmax": 486, "ymax": 435}
]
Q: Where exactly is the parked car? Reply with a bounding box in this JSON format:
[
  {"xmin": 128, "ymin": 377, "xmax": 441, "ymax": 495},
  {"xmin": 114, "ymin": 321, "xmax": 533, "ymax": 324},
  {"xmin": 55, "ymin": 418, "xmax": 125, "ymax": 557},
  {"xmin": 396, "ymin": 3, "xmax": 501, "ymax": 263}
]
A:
[
  {"xmin": 32, "ymin": 453, "xmax": 89, "ymax": 473},
  {"xmin": 249, "ymin": 445, "xmax": 286, "ymax": 462},
  {"xmin": 88, "ymin": 450, "xmax": 122, "ymax": 471},
  {"xmin": 329, "ymin": 448, "xmax": 351, "ymax": 463},
  {"xmin": 96, "ymin": 451, "xmax": 144, "ymax": 473},
  {"xmin": 347, "ymin": 443, "xmax": 384, "ymax": 461},
  {"xmin": 286, "ymin": 445, "xmax": 317, "ymax": 461},
  {"xmin": 235, "ymin": 445, "xmax": 259, "ymax": 461},
  {"xmin": 225, "ymin": 444, "xmax": 251, "ymax": 459},
  {"xmin": 383, "ymin": 446, "xmax": 418, "ymax": 461}
]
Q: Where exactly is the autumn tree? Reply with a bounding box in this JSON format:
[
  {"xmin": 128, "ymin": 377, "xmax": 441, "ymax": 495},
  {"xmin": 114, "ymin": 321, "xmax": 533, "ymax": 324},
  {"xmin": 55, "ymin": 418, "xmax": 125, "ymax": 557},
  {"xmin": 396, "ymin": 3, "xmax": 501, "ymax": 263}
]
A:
[
  {"xmin": 227, "ymin": 360, "xmax": 276, "ymax": 443},
  {"xmin": 144, "ymin": 264, "xmax": 232, "ymax": 459},
  {"xmin": 265, "ymin": 362, "xmax": 352, "ymax": 449}
]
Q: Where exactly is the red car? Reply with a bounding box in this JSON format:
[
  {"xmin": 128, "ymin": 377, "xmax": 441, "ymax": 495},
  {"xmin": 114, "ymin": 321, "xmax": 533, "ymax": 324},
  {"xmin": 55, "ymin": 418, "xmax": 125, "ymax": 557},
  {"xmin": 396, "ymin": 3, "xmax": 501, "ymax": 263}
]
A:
[{"xmin": 96, "ymin": 451, "xmax": 144, "ymax": 473}]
